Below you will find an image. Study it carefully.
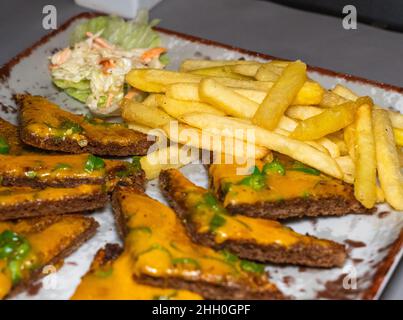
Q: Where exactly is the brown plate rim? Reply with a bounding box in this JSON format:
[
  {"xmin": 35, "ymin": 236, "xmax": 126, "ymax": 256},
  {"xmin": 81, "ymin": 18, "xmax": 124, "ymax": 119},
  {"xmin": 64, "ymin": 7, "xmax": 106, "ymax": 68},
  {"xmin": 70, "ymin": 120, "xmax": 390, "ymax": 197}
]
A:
[{"xmin": 0, "ymin": 11, "xmax": 402, "ymax": 300}]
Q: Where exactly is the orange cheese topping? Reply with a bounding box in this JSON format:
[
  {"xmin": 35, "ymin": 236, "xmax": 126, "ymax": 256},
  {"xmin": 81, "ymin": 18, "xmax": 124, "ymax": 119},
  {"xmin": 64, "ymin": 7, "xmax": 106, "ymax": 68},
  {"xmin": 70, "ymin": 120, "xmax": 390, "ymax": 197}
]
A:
[
  {"xmin": 210, "ymin": 158, "xmax": 350, "ymax": 207},
  {"xmin": 0, "ymin": 118, "xmax": 26, "ymax": 155},
  {"xmin": 71, "ymin": 249, "xmax": 202, "ymax": 300},
  {"xmin": 115, "ymin": 188, "xmax": 277, "ymax": 291},
  {"xmin": 20, "ymin": 95, "xmax": 142, "ymax": 146},
  {"xmin": 165, "ymin": 169, "xmax": 329, "ymax": 247},
  {"xmin": 0, "ymin": 154, "xmax": 124, "ymax": 182},
  {"xmin": 0, "ymin": 216, "xmax": 94, "ymax": 299},
  {"xmin": 0, "ymin": 184, "xmax": 102, "ymax": 207}
]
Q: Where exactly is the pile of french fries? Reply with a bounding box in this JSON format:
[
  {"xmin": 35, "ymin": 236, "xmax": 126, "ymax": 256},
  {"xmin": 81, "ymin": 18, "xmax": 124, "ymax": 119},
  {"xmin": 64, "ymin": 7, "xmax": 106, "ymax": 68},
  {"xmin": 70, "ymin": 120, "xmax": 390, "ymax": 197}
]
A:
[{"xmin": 122, "ymin": 58, "xmax": 403, "ymax": 211}]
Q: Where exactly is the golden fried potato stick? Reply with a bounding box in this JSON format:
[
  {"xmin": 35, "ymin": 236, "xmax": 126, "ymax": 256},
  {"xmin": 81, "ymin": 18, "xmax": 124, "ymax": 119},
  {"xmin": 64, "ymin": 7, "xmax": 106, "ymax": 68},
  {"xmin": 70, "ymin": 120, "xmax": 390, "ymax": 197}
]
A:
[
  {"xmin": 180, "ymin": 113, "xmax": 343, "ymax": 179},
  {"xmin": 252, "ymin": 61, "xmax": 307, "ymax": 130},
  {"xmin": 332, "ymin": 84, "xmax": 403, "ymax": 130},
  {"xmin": 372, "ymin": 109, "xmax": 403, "ymax": 210},
  {"xmin": 291, "ymin": 101, "xmax": 358, "ymax": 140},
  {"xmin": 354, "ymin": 101, "xmax": 377, "ymax": 209},
  {"xmin": 199, "ymin": 78, "xmax": 259, "ymax": 118}
]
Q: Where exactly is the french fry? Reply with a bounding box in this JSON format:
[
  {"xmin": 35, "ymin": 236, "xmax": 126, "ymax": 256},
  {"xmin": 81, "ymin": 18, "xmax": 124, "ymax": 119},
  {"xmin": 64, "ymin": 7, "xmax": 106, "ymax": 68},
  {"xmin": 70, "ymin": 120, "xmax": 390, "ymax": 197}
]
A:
[
  {"xmin": 180, "ymin": 59, "xmax": 259, "ymax": 72},
  {"xmin": 121, "ymin": 99, "xmax": 173, "ymax": 128},
  {"xmin": 276, "ymin": 116, "xmax": 298, "ymax": 132},
  {"xmin": 327, "ymin": 134, "xmax": 348, "ymax": 156},
  {"xmin": 393, "ymin": 128, "xmax": 403, "ymax": 146},
  {"xmin": 335, "ymin": 155, "xmax": 355, "ymax": 184},
  {"xmin": 398, "ymin": 147, "xmax": 403, "ymax": 166},
  {"xmin": 140, "ymin": 144, "xmax": 198, "ymax": 180},
  {"xmin": 230, "ymin": 63, "xmax": 261, "ymax": 77},
  {"xmin": 354, "ymin": 103, "xmax": 377, "ymax": 208},
  {"xmin": 143, "ymin": 94, "xmax": 162, "ymax": 107},
  {"xmin": 190, "ymin": 66, "xmax": 251, "ymax": 80},
  {"xmin": 162, "ymin": 122, "xmax": 269, "ymax": 160},
  {"xmin": 255, "ymin": 62, "xmax": 284, "ymax": 81},
  {"xmin": 252, "ymin": 61, "xmax": 307, "ymax": 130},
  {"xmin": 344, "ymin": 124, "xmax": 357, "ymax": 161},
  {"xmin": 157, "ymin": 95, "xmax": 225, "ymax": 118},
  {"xmin": 198, "ymin": 78, "xmax": 259, "ymax": 118},
  {"xmin": 291, "ymin": 100, "xmax": 358, "ymax": 140},
  {"xmin": 286, "ymin": 106, "xmax": 324, "ymax": 120},
  {"xmin": 317, "ymin": 137, "xmax": 340, "ymax": 158},
  {"xmin": 332, "ymin": 84, "xmax": 403, "ymax": 129},
  {"xmin": 320, "ymin": 90, "xmax": 348, "ymax": 107},
  {"xmin": 128, "ymin": 69, "xmax": 323, "ymax": 105},
  {"xmin": 372, "ymin": 109, "xmax": 403, "ymax": 210},
  {"xmin": 180, "ymin": 113, "xmax": 343, "ymax": 179},
  {"xmin": 292, "ymin": 81, "xmax": 324, "ymax": 105},
  {"xmin": 167, "ymin": 82, "xmax": 266, "ymax": 104}
]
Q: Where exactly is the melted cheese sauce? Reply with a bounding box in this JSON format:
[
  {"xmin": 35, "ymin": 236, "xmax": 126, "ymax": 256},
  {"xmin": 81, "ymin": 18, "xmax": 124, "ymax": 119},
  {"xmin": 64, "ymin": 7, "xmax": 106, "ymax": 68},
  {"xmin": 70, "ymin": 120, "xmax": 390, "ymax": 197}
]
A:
[
  {"xmin": 0, "ymin": 216, "xmax": 93, "ymax": 299},
  {"xmin": 165, "ymin": 169, "xmax": 329, "ymax": 247},
  {"xmin": 21, "ymin": 95, "xmax": 143, "ymax": 145},
  {"xmin": 210, "ymin": 160, "xmax": 350, "ymax": 207},
  {"xmin": 71, "ymin": 250, "xmax": 202, "ymax": 300},
  {"xmin": 0, "ymin": 185, "xmax": 102, "ymax": 206},
  {"xmin": 116, "ymin": 188, "xmax": 277, "ymax": 292},
  {"xmin": 0, "ymin": 154, "xmax": 123, "ymax": 182},
  {"xmin": 0, "ymin": 119, "xmax": 25, "ymax": 155}
]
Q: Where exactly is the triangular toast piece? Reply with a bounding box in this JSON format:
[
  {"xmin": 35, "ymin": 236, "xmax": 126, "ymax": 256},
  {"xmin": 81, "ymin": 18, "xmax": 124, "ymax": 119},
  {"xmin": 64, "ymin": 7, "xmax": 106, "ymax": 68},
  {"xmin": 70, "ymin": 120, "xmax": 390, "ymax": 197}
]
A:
[
  {"xmin": 0, "ymin": 153, "xmax": 144, "ymax": 191},
  {"xmin": 209, "ymin": 156, "xmax": 372, "ymax": 220},
  {"xmin": 0, "ymin": 185, "xmax": 108, "ymax": 220},
  {"xmin": 0, "ymin": 215, "xmax": 98, "ymax": 299},
  {"xmin": 160, "ymin": 169, "xmax": 346, "ymax": 268},
  {"xmin": 17, "ymin": 94, "xmax": 154, "ymax": 156},
  {"xmin": 71, "ymin": 244, "xmax": 202, "ymax": 300},
  {"xmin": 111, "ymin": 186, "xmax": 285, "ymax": 300}
]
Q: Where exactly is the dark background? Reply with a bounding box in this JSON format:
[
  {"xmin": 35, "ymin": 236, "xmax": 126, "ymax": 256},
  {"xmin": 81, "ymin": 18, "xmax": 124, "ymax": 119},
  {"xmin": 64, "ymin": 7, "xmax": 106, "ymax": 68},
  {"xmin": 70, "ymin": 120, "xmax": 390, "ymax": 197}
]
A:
[{"xmin": 0, "ymin": 0, "xmax": 401, "ymax": 299}]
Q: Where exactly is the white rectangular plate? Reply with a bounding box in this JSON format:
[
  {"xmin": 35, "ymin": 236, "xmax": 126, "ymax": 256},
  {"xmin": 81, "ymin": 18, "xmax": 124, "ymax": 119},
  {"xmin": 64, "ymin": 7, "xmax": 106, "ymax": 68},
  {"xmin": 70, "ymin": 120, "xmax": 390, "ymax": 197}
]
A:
[{"xmin": 0, "ymin": 13, "xmax": 402, "ymax": 300}]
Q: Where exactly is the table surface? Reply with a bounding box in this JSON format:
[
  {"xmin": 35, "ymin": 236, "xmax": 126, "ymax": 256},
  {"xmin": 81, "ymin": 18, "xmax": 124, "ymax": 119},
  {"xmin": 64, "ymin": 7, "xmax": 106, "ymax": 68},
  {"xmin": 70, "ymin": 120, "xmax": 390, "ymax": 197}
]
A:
[{"xmin": 0, "ymin": 0, "xmax": 401, "ymax": 300}]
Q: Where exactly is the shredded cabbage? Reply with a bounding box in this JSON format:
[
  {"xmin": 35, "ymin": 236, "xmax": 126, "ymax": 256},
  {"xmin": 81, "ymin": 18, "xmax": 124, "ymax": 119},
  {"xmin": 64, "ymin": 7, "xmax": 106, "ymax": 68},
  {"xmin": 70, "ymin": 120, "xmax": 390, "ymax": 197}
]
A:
[{"xmin": 70, "ymin": 11, "xmax": 161, "ymax": 50}]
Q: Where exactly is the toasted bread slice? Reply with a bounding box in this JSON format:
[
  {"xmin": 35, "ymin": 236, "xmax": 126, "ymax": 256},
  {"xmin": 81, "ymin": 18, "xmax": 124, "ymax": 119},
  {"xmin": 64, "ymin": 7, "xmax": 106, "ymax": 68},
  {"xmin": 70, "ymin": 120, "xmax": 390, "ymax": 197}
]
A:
[
  {"xmin": 0, "ymin": 215, "xmax": 98, "ymax": 299},
  {"xmin": 0, "ymin": 118, "xmax": 26, "ymax": 155},
  {"xmin": 71, "ymin": 244, "xmax": 203, "ymax": 300},
  {"xmin": 0, "ymin": 185, "xmax": 108, "ymax": 220},
  {"xmin": 17, "ymin": 94, "xmax": 154, "ymax": 156},
  {"xmin": 0, "ymin": 153, "xmax": 144, "ymax": 191},
  {"xmin": 111, "ymin": 186, "xmax": 285, "ymax": 300},
  {"xmin": 160, "ymin": 169, "xmax": 346, "ymax": 268},
  {"xmin": 209, "ymin": 155, "xmax": 372, "ymax": 220}
]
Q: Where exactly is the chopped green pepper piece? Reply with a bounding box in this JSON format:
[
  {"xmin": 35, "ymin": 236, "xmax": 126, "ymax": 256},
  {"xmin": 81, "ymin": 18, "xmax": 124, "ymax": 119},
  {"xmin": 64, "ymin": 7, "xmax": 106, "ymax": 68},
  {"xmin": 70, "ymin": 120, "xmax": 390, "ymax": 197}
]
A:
[
  {"xmin": 221, "ymin": 250, "xmax": 239, "ymax": 263},
  {"xmin": 0, "ymin": 137, "xmax": 10, "ymax": 154},
  {"xmin": 24, "ymin": 171, "xmax": 37, "ymax": 178},
  {"xmin": 290, "ymin": 161, "xmax": 320, "ymax": 176},
  {"xmin": 131, "ymin": 156, "xmax": 142, "ymax": 171},
  {"xmin": 263, "ymin": 158, "xmax": 285, "ymax": 176},
  {"xmin": 239, "ymin": 166, "xmax": 266, "ymax": 190},
  {"xmin": 171, "ymin": 257, "xmax": 201, "ymax": 269},
  {"xmin": 240, "ymin": 260, "xmax": 266, "ymax": 274},
  {"xmin": 84, "ymin": 154, "xmax": 105, "ymax": 173},
  {"xmin": 209, "ymin": 213, "xmax": 226, "ymax": 232},
  {"xmin": 59, "ymin": 119, "xmax": 83, "ymax": 134},
  {"xmin": 0, "ymin": 230, "xmax": 31, "ymax": 284}
]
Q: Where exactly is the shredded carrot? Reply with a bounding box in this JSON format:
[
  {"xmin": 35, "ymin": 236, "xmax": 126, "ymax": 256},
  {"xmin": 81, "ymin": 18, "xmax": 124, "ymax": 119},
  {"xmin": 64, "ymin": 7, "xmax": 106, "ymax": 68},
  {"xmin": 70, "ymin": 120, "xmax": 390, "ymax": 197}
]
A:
[
  {"xmin": 105, "ymin": 93, "xmax": 114, "ymax": 108},
  {"xmin": 141, "ymin": 47, "xmax": 167, "ymax": 63},
  {"xmin": 100, "ymin": 59, "xmax": 115, "ymax": 74}
]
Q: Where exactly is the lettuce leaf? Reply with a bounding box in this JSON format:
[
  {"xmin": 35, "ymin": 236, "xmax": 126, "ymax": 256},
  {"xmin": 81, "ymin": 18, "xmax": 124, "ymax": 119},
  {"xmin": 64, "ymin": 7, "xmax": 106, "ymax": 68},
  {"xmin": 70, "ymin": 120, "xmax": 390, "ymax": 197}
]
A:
[
  {"xmin": 64, "ymin": 88, "xmax": 90, "ymax": 103},
  {"xmin": 53, "ymin": 79, "xmax": 90, "ymax": 90},
  {"xmin": 70, "ymin": 11, "xmax": 161, "ymax": 50}
]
